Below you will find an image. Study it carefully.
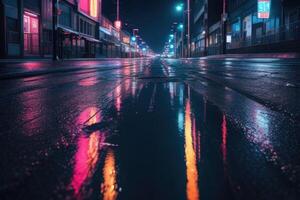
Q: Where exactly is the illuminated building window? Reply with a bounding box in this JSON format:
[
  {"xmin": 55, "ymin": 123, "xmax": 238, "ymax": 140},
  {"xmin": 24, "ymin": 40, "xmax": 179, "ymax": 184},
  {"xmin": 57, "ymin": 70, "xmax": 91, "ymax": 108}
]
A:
[{"xmin": 23, "ymin": 11, "xmax": 39, "ymax": 55}]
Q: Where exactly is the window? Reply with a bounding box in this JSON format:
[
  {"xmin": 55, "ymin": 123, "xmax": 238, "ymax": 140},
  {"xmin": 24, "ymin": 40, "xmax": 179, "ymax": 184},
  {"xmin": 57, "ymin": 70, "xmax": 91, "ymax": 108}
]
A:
[
  {"xmin": 80, "ymin": 19, "xmax": 83, "ymax": 33},
  {"xmin": 60, "ymin": 3, "xmax": 71, "ymax": 27},
  {"xmin": 23, "ymin": 12, "xmax": 39, "ymax": 55},
  {"xmin": 6, "ymin": 17, "xmax": 19, "ymax": 43},
  {"xmin": 232, "ymin": 22, "xmax": 241, "ymax": 33}
]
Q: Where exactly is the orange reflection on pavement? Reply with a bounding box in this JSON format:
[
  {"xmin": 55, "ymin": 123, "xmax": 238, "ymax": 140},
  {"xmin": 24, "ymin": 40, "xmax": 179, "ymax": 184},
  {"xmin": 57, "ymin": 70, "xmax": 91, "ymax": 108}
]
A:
[
  {"xmin": 184, "ymin": 100, "xmax": 200, "ymax": 200},
  {"xmin": 71, "ymin": 107, "xmax": 103, "ymax": 197},
  {"xmin": 101, "ymin": 149, "xmax": 118, "ymax": 200}
]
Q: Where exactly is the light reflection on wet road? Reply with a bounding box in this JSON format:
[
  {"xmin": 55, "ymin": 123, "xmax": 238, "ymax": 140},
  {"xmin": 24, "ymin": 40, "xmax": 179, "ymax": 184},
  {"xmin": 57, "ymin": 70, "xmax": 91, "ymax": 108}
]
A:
[{"xmin": 0, "ymin": 58, "xmax": 299, "ymax": 200}]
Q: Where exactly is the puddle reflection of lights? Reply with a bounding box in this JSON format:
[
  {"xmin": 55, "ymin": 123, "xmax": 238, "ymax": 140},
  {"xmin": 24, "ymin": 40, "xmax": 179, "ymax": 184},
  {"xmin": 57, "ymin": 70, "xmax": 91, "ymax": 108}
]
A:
[
  {"xmin": 169, "ymin": 82, "xmax": 175, "ymax": 102},
  {"xmin": 221, "ymin": 114, "xmax": 227, "ymax": 163},
  {"xmin": 255, "ymin": 109, "xmax": 270, "ymax": 134},
  {"xmin": 101, "ymin": 149, "xmax": 118, "ymax": 200},
  {"xmin": 224, "ymin": 61, "xmax": 233, "ymax": 65},
  {"xmin": 79, "ymin": 77, "xmax": 98, "ymax": 87},
  {"xmin": 23, "ymin": 62, "xmax": 42, "ymax": 70},
  {"xmin": 179, "ymin": 85, "xmax": 184, "ymax": 106},
  {"xmin": 124, "ymin": 79, "xmax": 131, "ymax": 92},
  {"xmin": 178, "ymin": 109, "xmax": 184, "ymax": 134},
  {"xmin": 184, "ymin": 99, "xmax": 200, "ymax": 200},
  {"xmin": 71, "ymin": 107, "xmax": 103, "ymax": 197},
  {"xmin": 115, "ymin": 85, "xmax": 122, "ymax": 112},
  {"xmin": 131, "ymin": 79, "xmax": 137, "ymax": 97}
]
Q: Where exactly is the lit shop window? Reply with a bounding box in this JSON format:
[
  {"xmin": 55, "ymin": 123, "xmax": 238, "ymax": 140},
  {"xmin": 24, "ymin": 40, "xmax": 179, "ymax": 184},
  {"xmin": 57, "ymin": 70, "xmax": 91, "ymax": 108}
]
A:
[{"xmin": 23, "ymin": 11, "xmax": 39, "ymax": 54}]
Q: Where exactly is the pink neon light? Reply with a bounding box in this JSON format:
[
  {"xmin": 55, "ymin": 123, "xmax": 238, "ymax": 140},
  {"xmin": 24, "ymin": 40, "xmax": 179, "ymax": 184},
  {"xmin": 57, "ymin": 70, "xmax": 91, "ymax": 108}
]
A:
[{"xmin": 80, "ymin": 0, "xmax": 90, "ymax": 14}]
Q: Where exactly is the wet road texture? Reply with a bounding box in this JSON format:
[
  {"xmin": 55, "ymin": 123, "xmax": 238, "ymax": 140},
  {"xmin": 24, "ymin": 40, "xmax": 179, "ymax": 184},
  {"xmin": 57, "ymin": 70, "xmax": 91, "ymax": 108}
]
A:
[{"xmin": 0, "ymin": 58, "xmax": 300, "ymax": 200}]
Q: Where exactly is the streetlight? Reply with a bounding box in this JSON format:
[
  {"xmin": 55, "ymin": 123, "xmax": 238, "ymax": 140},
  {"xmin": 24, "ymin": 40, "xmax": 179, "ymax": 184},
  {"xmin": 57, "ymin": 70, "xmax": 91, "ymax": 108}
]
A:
[
  {"xmin": 131, "ymin": 36, "xmax": 136, "ymax": 42},
  {"xmin": 174, "ymin": 1, "xmax": 190, "ymax": 58},
  {"xmin": 178, "ymin": 23, "xmax": 184, "ymax": 30},
  {"xmin": 177, "ymin": 23, "xmax": 184, "ymax": 58},
  {"xmin": 176, "ymin": 3, "xmax": 184, "ymax": 12}
]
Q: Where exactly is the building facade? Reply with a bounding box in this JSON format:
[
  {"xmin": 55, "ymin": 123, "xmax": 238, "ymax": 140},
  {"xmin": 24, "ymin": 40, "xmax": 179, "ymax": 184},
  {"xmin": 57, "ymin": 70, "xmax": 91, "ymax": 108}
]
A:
[
  {"xmin": 191, "ymin": 0, "xmax": 223, "ymax": 57},
  {"xmin": 0, "ymin": 0, "xmax": 145, "ymax": 59},
  {"xmin": 226, "ymin": 0, "xmax": 300, "ymax": 53},
  {"xmin": 0, "ymin": 0, "xmax": 53, "ymax": 58},
  {"xmin": 188, "ymin": 0, "xmax": 300, "ymax": 57},
  {"xmin": 56, "ymin": 0, "xmax": 101, "ymax": 59}
]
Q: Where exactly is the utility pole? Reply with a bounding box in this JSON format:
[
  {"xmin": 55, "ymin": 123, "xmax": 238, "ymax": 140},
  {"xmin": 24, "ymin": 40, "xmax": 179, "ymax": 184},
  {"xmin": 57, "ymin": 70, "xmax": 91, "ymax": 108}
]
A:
[
  {"xmin": 133, "ymin": 29, "xmax": 139, "ymax": 58},
  {"xmin": 221, "ymin": 0, "xmax": 227, "ymax": 54},
  {"xmin": 187, "ymin": 0, "xmax": 191, "ymax": 58},
  {"xmin": 52, "ymin": 0, "xmax": 58, "ymax": 60},
  {"xmin": 117, "ymin": 0, "xmax": 120, "ymax": 21}
]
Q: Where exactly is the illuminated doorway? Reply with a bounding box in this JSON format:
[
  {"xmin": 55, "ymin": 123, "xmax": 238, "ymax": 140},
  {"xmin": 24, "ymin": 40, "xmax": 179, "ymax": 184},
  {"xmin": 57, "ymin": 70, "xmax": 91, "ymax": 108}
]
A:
[{"xmin": 24, "ymin": 11, "xmax": 39, "ymax": 55}]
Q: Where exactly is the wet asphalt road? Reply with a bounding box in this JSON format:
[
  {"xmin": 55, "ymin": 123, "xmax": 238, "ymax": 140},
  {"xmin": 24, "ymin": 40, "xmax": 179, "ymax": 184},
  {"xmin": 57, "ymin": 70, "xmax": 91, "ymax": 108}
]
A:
[{"xmin": 0, "ymin": 57, "xmax": 299, "ymax": 200}]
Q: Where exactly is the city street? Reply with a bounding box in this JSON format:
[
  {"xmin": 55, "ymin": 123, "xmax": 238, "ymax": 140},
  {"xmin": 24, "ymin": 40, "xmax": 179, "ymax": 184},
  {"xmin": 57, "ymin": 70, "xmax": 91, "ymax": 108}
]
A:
[{"xmin": 0, "ymin": 57, "xmax": 299, "ymax": 199}]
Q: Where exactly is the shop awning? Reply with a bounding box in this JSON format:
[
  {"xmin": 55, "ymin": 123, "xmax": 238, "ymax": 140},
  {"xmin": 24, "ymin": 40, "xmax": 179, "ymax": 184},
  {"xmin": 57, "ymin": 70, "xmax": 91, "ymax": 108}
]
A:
[
  {"xmin": 57, "ymin": 26, "xmax": 79, "ymax": 35},
  {"xmin": 79, "ymin": 34, "xmax": 101, "ymax": 43},
  {"xmin": 58, "ymin": 25, "xmax": 100, "ymax": 43}
]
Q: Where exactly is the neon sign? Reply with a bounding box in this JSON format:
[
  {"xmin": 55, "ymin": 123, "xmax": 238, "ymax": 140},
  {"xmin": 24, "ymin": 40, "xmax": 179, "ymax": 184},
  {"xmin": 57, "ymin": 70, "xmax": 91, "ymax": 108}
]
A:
[
  {"xmin": 79, "ymin": 0, "xmax": 98, "ymax": 18},
  {"xmin": 258, "ymin": 0, "xmax": 271, "ymax": 19},
  {"xmin": 90, "ymin": 0, "xmax": 98, "ymax": 18}
]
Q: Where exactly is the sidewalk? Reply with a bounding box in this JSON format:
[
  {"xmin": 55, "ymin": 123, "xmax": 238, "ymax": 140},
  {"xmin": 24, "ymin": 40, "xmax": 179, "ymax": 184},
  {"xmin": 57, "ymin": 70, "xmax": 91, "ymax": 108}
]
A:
[
  {"xmin": 0, "ymin": 58, "xmax": 129, "ymax": 80},
  {"xmin": 195, "ymin": 52, "xmax": 300, "ymax": 59}
]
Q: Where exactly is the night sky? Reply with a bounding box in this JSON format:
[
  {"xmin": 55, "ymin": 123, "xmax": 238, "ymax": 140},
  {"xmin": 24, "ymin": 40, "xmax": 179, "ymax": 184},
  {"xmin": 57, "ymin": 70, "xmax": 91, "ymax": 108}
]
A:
[{"xmin": 102, "ymin": 0, "xmax": 178, "ymax": 53}]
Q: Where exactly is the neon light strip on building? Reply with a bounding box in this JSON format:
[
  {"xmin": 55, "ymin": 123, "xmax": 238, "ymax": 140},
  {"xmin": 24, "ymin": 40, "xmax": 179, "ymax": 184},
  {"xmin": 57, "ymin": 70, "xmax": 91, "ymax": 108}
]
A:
[{"xmin": 90, "ymin": 0, "xmax": 98, "ymax": 18}]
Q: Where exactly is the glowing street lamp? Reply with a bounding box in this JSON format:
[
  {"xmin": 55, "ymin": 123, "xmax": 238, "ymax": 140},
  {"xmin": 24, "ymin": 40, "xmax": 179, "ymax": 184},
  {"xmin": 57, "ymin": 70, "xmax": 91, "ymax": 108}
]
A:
[
  {"xmin": 176, "ymin": 3, "xmax": 184, "ymax": 12},
  {"xmin": 131, "ymin": 36, "xmax": 136, "ymax": 42},
  {"xmin": 178, "ymin": 23, "xmax": 184, "ymax": 30}
]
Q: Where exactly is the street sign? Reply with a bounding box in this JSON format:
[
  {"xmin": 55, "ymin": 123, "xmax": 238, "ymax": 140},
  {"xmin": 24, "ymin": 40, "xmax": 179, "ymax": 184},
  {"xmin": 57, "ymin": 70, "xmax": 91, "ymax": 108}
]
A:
[{"xmin": 258, "ymin": 0, "xmax": 271, "ymax": 19}]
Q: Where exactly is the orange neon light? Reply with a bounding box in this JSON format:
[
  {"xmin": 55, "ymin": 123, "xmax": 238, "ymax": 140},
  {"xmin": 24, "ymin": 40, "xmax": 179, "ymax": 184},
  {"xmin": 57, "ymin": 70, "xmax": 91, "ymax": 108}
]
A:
[{"xmin": 90, "ymin": 0, "xmax": 98, "ymax": 18}]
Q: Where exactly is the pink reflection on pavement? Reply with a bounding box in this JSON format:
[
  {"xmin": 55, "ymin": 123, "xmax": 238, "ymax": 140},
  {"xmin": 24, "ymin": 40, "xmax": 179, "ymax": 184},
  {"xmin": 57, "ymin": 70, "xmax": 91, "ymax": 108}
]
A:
[
  {"xmin": 23, "ymin": 62, "xmax": 42, "ymax": 71},
  {"xmin": 78, "ymin": 77, "xmax": 99, "ymax": 87},
  {"xmin": 71, "ymin": 107, "xmax": 104, "ymax": 198},
  {"xmin": 115, "ymin": 85, "xmax": 122, "ymax": 112},
  {"xmin": 221, "ymin": 114, "xmax": 227, "ymax": 163}
]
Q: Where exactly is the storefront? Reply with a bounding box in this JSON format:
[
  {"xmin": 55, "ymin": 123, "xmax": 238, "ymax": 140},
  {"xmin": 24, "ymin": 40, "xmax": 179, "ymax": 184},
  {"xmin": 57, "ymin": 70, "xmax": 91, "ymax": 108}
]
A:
[{"xmin": 23, "ymin": 11, "xmax": 40, "ymax": 56}]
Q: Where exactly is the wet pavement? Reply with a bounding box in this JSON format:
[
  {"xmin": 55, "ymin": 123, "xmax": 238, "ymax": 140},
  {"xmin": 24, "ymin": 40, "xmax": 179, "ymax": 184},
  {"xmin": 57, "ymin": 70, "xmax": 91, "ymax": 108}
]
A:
[{"xmin": 0, "ymin": 57, "xmax": 299, "ymax": 200}]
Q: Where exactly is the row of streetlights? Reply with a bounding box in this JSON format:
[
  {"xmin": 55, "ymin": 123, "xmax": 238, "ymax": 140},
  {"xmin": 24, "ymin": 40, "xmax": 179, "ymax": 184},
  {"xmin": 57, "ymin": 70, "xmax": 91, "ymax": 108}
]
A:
[
  {"xmin": 173, "ymin": 0, "xmax": 228, "ymax": 58},
  {"xmin": 174, "ymin": 1, "xmax": 191, "ymax": 58}
]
